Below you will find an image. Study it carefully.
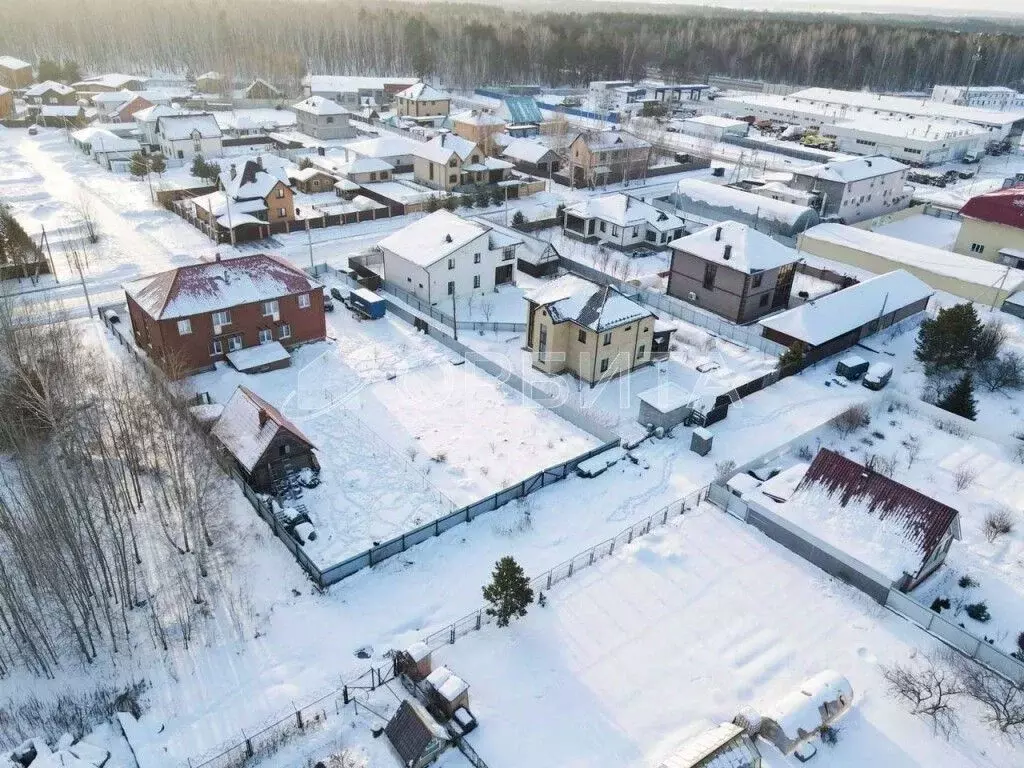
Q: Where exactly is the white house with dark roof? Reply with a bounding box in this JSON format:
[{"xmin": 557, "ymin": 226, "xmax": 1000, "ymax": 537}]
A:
[
  {"xmin": 395, "ymin": 82, "xmax": 450, "ymax": 119},
  {"xmin": 343, "ymin": 135, "xmax": 420, "ymax": 171},
  {"xmin": 291, "ymin": 95, "xmax": 356, "ymax": 140},
  {"xmin": 563, "ymin": 193, "xmax": 685, "ymax": 250},
  {"xmin": 156, "ymin": 112, "xmax": 223, "ymax": 163},
  {"xmin": 525, "ymin": 275, "xmax": 657, "ymax": 385},
  {"xmin": 667, "ymin": 220, "xmax": 800, "ymax": 323},
  {"xmin": 377, "ymin": 209, "xmax": 521, "ymax": 303}
]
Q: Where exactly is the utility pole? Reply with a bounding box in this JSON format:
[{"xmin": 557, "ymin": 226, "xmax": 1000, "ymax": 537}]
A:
[
  {"xmin": 963, "ymin": 43, "xmax": 983, "ymax": 107},
  {"xmin": 307, "ymin": 221, "xmax": 316, "ymax": 276}
]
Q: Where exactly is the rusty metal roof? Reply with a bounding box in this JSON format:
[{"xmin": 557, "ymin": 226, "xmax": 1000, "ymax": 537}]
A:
[{"xmin": 799, "ymin": 449, "xmax": 960, "ymax": 560}]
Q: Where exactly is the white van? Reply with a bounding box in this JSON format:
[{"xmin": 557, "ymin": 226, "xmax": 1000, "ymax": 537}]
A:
[{"xmin": 862, "ymin": 362, "xmax": 894, "ymax": 390}]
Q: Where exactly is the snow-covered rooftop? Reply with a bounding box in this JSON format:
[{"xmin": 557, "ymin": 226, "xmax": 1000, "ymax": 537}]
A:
[
  {"xmin": 758, "ymin": 269, "xmax": 932, "ymax": 347},
  {"xmin": 211, "ymin": 386, "xmax": 314, "ymax": 473},
  {"xmin": 574, "ymin": 129, "xmax": 651, "ymax": 152},
  {"xmin": 291, "ymin": 95, "xmax": 349, "ymax": 117},
  {"xmin": 71, "ymin": 127, "xmax": 141, "ymax": 153},
  {"xmin": 133, "ymin": 104, "xmax": 184, "ymax": 123},
  {"xmin": 425, "ymin": 666, "xmax": 469, "ymax": 702},
  {"xmin": 501, "ymin": 138, "xmax": 556, "ymax": 164},
  {"xmin": 682, "ymin": 114, "xmax": 749, "ymax": 129},
  {"xmin": 542, "ymin": 283, "xmax": 652, "ymax": 333},
  {"xmin": 452, "ymin": 109, "xmax": 505, "ymax": 127},
  {"xmin": 378, "ymin": 210, "xmax": 489, "ymax": 268},
  {"xmin": 674, "ymin": 179, "xmax": 815, "ymax": 228},
  {"xmin": 25, "ymin": 80, "xmax": 76, "ymax": 98},
  {"xmin": 828, "ymin": 115, "xmax": 987, "ymax": 141},
  {"xmin": 124, "ymin": 253, "xmax": 322, "ymax": 320},
  {"xmin": 799, "ymin": 223, "xmax": 1024, "ymax": 291},
  {"xmin": 658, "ymin": 723, "xmax": 756, "ymax": 768},
  {"xmin": 396, "ymin": 82, "xmax": 449, "ymax": 102},
  {"xmin": 334, "ymin": 156, "xmax": 394, "ymax": 175},
  {"xmin": 794, "ymin": 155, "xmax": 908, "ymax": 184},
  {"xmin": 74, "ymin": 73, "xmax": 148, "ymax": 90},
  {"xmin": 637, "ymin": 382, "xmax": 697, "ymax": 414},
  {"xmin": 0, "ymin": 55, "xmax": 30, "ymax": 70},
  {"xmin": 226, "ymin": 341, "xmax": 291, "ymax": 372},
  {"xmin": 156, "ymin": 112, "xmax": 222, "ymax": 140},
  {"xmin": 414, "ymin": 133, "xmax": 478, "ymax": 164},
  {"xmin": 345, "ymin": 135, "xmax": 419, "ymax": 159},
  {"xmin": 222, "ymin": 159, "xmax": 290, "ymax": 201},
  {"xmin": 566, "ymin": 193, "xmax": 684, "ymax": 233},
  {"xmin": 669, "ymin": 220, "xmax": 798, "ymax": 274},
  {"xmin": 305, "ymin": 75, "xmax": 420, "ymax": 94}
]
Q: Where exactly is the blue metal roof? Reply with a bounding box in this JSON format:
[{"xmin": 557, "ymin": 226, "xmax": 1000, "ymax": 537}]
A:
[{"xmin": 504, "ymin": 96, "xmax": 543, "ymax": 125}]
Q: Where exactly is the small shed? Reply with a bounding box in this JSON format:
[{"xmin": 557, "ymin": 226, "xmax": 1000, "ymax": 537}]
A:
[
  {"xmin": 759, "ymin": 670, "xmax": 853, "ymax": 756},
  {"xmin": 1003, "ymin": 290, "xmax": 1024, "ymax": 320},
  {"xmin": 834, "ymin": 354, "xmax": 868, "ymax": 380},
  {"xmin": 691, "ymin": 427, "xmax": 713, "ymax": 456},
  {"xmin": 637, "ymin": 382, "xmax": 697, "ymax": 432},
  {"xmin": 349, "ymin": 288, "xmax": 386, "ymax": 319},
  {"xmin": 424, "ymin": 666, "xmax": 470, "ymax": 717},
  {"xmin": 384, "ymin": 699, "xmax": 449, "ymax": 768},
  {"xmin": 398, "ymin": 641, "xmax": 433, "ymax": 681},
  {"xmin": 659, "ymin": 723, "xmax": 761, "ymax": 768}
]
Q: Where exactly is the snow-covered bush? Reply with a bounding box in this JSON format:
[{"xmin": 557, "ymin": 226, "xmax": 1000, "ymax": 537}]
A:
[
  {"xmin": 983, "ymin": 508, "xmax": 1014, "ymax": 543},
  {"xmin": 965, "ymin": 602, "xmax": 991, "ymax": 623},
  {"xmin": 831, "ymin": 404, "xmax": 870, "ymax": 436}
]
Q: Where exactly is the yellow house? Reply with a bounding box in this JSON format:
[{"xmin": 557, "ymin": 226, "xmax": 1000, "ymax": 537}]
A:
[
  {"xmin": 452, "ymin": 109, "xmax": 506, "ymax": 155},
  {"xmin": 394, "ymin": 82, "xmax": 451, "ymax": 119},
  {"xmin": 526, "ymin": 276, "xmax": 657, "ymax": 386},
  {"xmin": 954, "ymin": 187, "xmax": 1024, "ymax": 268}
]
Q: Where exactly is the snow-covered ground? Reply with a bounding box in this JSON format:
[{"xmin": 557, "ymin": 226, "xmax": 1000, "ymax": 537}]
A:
[
  {"xmin": 187, "ymin": 305, "xmax": 599, "ymax": 565},
  {"xmin": 430, "ymin": 506, "xmax": 1022, "ymax": 768},
  {"xmin": 871, "ymin": 214, "xmax": 962, "ymax": 251}
]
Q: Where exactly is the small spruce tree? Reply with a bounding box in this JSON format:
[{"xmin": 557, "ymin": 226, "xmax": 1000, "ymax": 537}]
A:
[
  {"xmin": 511, "ymin": 210, "xmax": 526, "ymax": 228},
  {"xmin": 61, "ymin": 61, "xmax": 81, "ymax": 84},
  {"xmin": 129, "ymin": 152, "xmax": 149, "ymax": 178},
  {"xmin": 149, "ymin": 154, "xmax": 166, "ymax": 176},
  {"xmin": 937, "ymin": 371, "xmax": 978, "ymax": 421},
  {"xmin": 915, "ymin": 303, "xmax": 982, "ymax": 372},
  {"xmin": 425, "ymin": 196, "xmax": 440, "ymax": 213},
  {"xmin": 442, "ymin": 195, "xmax": 457, "ymax": 211},
  {"xmin": 475, "ymin": 187, "xmax": 491, "ymax": 208},
  {"xmin": 482, "ymin": 556, "xmax": 534, "ymax": 628},
  {"xmin": 777, "ymin": 342, "xmax": 805, "ymax": 373},
  {"xmin": 190, "ymin": 153, "xmax": 207, "ymax": 179}
]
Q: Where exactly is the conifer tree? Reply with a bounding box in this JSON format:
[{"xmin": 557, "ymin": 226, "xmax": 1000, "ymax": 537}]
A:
[
  {"xmin": 482, "ymin": 556, "xmax": 534, "ymax": 628},
  {"xmin": 129, "ymin": 152, "xmax": 149, "ymax": 178},
  {"xmin": 937, "ymin": 371, "xmax": 978, "ymax": 421},
  {"xmin": 915, "ymin": 303, "xmax": 982, "ymax": 372}
]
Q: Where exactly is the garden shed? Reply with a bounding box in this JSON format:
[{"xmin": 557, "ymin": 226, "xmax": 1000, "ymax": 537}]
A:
[
  {"xmin": 637, "ymin": 382, "xmax": 697, "ymax": 431},
  {"xmin": 758, "ymin": 670, "xmax": 853, "ymax": 755}
]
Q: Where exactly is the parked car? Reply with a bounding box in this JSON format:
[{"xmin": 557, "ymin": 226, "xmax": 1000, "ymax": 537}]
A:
[
  {"xmin": 330, "ymin": 287, "xmax": 345, "ymax": 302},
  {"xmin": 27, "ymin": 126, "xmax": 38, "ymax": 136},
  {"xmin": 962, "ymin": 151, "xmax": 982, "ymax": 164},
  {"xmin": 862, "ymin": 362, "xmax": 894, "ymax": 390},
  {"xmin": 323, "ymin": 298, "xmax": 335, "ymax": 312},
  {"xmin": 102, "ymin": 308, "xmax": 120, "ymax": 324}
]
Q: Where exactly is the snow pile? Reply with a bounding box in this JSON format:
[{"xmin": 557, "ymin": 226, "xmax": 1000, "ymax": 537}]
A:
[
  {"xmin": 6, "ymin": 735, "xmax": 110, "ymax": 768},
  {"xmin": 777, "ymin": 483, "xmax": 925, "ymax": 582}
]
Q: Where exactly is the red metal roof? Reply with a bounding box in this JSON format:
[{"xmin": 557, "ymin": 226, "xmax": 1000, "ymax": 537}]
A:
[
  {"xmin": 959, "ymin": 186, "xmax": 1024, "ymax": 230},
  {"xmin": 798, "ymin": 449, "xmax": 959, "ymax": 561}
]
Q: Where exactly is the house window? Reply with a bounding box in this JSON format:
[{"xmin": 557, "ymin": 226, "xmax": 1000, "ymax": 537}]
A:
[
  {"xmin": 636, "ymin": 345, "xmax": 645, "ymax": 360},
  {"xmin": 210, "ymin": 339, "xmax": 223, "ymax": 356},
  {"xmin": 279, "ymin": 323, "xmax": 291, "ymax": 339},
  {"xmin": 278, "ymin": 208, "xmax": 286, "ymax": 217},
  {"xmin": 751, "ymin": 273, "xmax": 763, "ymax": 289},
  {"xmin": 326, "ymin": 116, "xmax": 334, "ymax": 124},
  {"xmin": 970, "ymin": 243, "xmax": 985, "ymax": 254},
  {"xmin": 502, "ymin": 247, "xmax": 515, "ymax": 261},
  {"xmin": 759, "ymin": 293, "xmax": 770, "ymax": 307},
  {"xmin": 473, "ymin": 253, "xmax": 481, "ymax": 264},
  {"xmin": 449, "ymin": 175, "xmax": 457, "ymax": 184},
  {"xmin": 448, "ymin": 258, "xmax": 455, "ymax": 270},
  {"xmin": 578, "ymin": 329, "xmax": 587, "ymax": 343},
  {"xmin": 447, "ymin": 281, "xmax": 455, "ymax": 295},
  {"xmin": 177, "ymin": 318, "xmax": 192, "ymax": 335},
  {"xmin": 429, "ymin": 164, "xmax": 435, "ymax": 180},
  {"xmin": 473, "ymin": 275, "xmax": 481, "ymax": 289},
  {"xmin": 258, "ymin": 328, "xmax": 273, "ymax": 344},
  {"xmin": 369, "ymin": 172, "xmax": 377, "ymax": 181},
  {"xmin": 448, "ymin": 158, "xmax": 457, "ymax": 168},
  {"xmin": 611, "ymin": 226, "xmax": 619, "ymax": 237},
  {"xmin": 193, "ymin": 140, "xmax": 201, "ymax": 153},
  {"xmin": 228, "ymin": 334, "xmax": 243, "ymax": 352},
  {"xmin": 703, "ymin": 264, "xmax": 717, "ymax": 290},
  {"xmin": 298, "ymin": 293, "xmax": 311, "ymax": 308},
  {"xmin": 632, "ymin": 226, "xmax": 639, "ymax": 238},
  {"xmin": 276, "ymin": 188, "xmax": 285, "ymax": 199},
  {"xmin": 602, "ymin": 332, "xmax": 612, "ymax": 346},
  {"xmin": 177, "ymin": 150, "xmax": 184, "ymax": 159},
  {"xmin": 600, "ymin": 221, "xmax": 607, "ymax": 233},
  {"xmin": 599, "ymin": 358, "xmax": 609, "ymax": 373},
  {"xmin": 212, "ymin": 309, "xmax": 231, "ymax": 328},
  {"xmin": 262, "ymin": 300, "xmax": 280, "ymax": 318}
]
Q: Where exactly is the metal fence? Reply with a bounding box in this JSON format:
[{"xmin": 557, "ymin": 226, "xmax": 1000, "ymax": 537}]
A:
[
  {"xmin": 707, "ymin": 484, "xmax": 1024, "ymax": 685},
  {"xmin": 382, "ymin": 280, "xmax": 528, "ymax": 334},
  {"xmin": 558, "ymin": 255, "xmax": 787, "ymax": 357}
]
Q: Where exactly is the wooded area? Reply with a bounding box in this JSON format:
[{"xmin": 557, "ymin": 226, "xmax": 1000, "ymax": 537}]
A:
[{"xmin": 2, "ymin": 0, "xmax": 1024, "ymax": 92}]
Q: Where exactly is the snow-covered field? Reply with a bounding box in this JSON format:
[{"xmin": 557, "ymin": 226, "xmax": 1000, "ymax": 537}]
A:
[
  {"xmin": 431, "ymin": 506, "xmax": 1022, "ymax": 768},
  {"xmin": 187, "ymin": 304, "xmax": 599, "ymax": 565}
]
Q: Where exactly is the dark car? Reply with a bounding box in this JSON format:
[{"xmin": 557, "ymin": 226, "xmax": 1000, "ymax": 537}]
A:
[
  {"xmin": 323, "ymin": 299, "xmax": 335, "ymax": 312},
  {"xmin": 330, "ymin": 287, "xmax": 344, "ymax": 301}
]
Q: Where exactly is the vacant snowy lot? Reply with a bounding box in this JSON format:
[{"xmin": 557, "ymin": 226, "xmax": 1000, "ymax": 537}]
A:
[
  {"xmin": 187, "ymin": 305, "xmax": 599, "ymax": 565},
  {"xmin": 434, "ymin": 507, "xmax": 1022, "ymax": 768}
]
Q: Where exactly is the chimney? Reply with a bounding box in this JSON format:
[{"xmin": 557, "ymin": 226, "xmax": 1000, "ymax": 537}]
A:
[
  {"xmin": 445, "ymin": 234, "xmax": 452, "ymax": 243},
  {"xmin": 258, "ymin": 408, "xmax": 269, "ymax": 428},
  {"xmin": 715, "ymin": 226, "xmax": 722, "ymax": 242},
  {"xmin": 723, "ymin": 244, "xmax": 732, "ymax": 260},
  {"xmin": 229, "ymin": 164, "xmax": 237, "ymax": 180},
  {"xmin": 214, "ymin": 252, "xmax": 221, "ymax": 262},
  {"xmin": 256, "ymin": 155, "xmax": 264, "ymax": 170}
]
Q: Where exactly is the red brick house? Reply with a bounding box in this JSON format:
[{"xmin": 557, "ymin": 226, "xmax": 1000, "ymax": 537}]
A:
[
  {"xmin": 113, "ymin": 94, "xmax": 154, "ymax": 123},
  {"xmin": 124, "ymin": 253, "xmax": 326, "ymax": 378}
]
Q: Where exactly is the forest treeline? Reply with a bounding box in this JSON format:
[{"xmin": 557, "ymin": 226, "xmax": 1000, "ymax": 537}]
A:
[{"xmin": 1, "ymin": 1, "xmax": 1023, "ymax": 97}]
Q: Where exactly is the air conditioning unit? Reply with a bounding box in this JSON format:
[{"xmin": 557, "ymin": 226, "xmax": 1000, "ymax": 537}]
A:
[{"xmin": 686, "ymin": 291, "xmax": 697, "ymax": 302}]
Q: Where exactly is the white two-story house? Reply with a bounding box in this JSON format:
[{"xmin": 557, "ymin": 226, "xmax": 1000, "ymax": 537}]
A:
[
  {"xmin": 291, "ymin": 95, "xmax": 357, "ymax": 140},
  {"xmin": 156, "ymin": 113, "xmax": 223, "ymax": 164},
  {"xmin": 787, "ymin": 155, "xmax": 910, "ymax": 224},
  {"xmin": 377, "ymin": 210, "xmax": 522, "ymax": 303}
]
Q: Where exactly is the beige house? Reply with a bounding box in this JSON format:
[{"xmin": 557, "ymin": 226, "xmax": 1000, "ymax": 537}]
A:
[
  {"xmin": 667, "ymin": 221, "xmax": 799, "ymax": 323},
  {"xmin": 452, "ymin": 109, "xmax": 506, "ymax": 155},
  {"xmin": 566, "ymin": 130, "xmax": 652, "ymax": 188},
  {"xmin": 954, "ymin": 187, "xmax": 1024, "ymax": 268},
  {"xmin": 526, "ymin": 276, "xmax": 656, "ymax": 386},
  {"xmin": 798, "ymin": 223, "xmax": 1024, "ymax": 305},
  {"xmin": 412, "ymin": 133, "xmax": 511, "ymax": 191},
  {"xmin": 394, "ymin": 82, "xmax": 450, "ymax": 118}
]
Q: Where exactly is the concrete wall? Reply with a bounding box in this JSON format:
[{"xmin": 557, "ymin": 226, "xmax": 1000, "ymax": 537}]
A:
[{"xmin": 954, "ymin": 217, "xmax": 1024, "ymax": 263}]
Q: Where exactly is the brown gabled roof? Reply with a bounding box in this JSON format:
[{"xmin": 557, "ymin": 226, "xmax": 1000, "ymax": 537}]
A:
[
  {"xmin": 384, "ymin": 700, "xmax": 447, "ymax": 765},
  {"xmin": 798, "ymin": 449, "xmax": 960, "ymax": 560},
  {"xmin": 210, "ymin": 386, "xmax": 316, "ymax": 473}
]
